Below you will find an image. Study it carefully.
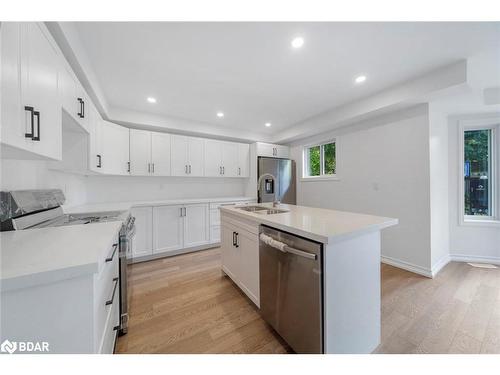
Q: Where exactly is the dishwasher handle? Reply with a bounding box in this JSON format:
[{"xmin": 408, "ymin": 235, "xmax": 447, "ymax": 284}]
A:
[{"xmin": 260, "ymin": 233, "xmax": 317, "ymax": 260}]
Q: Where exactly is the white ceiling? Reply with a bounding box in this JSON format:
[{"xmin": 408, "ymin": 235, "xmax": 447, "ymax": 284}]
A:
[{"xmin": 74, "ymin": 22, "xmax": 500, "ymax": 135}]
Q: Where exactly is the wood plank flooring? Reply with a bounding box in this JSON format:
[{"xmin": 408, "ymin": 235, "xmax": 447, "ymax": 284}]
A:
[{"xmin": 115, "ymin": 248, "xmax": 500, "ymax": 354}]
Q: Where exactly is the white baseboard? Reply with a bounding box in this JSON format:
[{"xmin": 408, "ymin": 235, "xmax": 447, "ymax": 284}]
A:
[
  {"xmin": 450, "ymin": 253, "xmax": 500, "ymax": 265},
  {"xmin": 431, "ymin": 254, "xmax": 451, "ymax": 277},
  {"xmin": 381, "ymin": 255, "xmax": 433, "ymax": 278}
]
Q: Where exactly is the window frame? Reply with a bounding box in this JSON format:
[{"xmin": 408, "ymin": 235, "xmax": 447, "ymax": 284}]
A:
[
  {"xmin": 301, "ymin": 139, "xmax": 339, "ymax": 181},
  {"xmin": 458, "ymin": 119, "xmax": 500, "ymax": 226}
]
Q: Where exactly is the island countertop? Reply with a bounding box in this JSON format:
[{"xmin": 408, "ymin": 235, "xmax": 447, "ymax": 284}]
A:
[{"xmin": 220, "ymin": 203, "xmax": 398, "ymax": 244}]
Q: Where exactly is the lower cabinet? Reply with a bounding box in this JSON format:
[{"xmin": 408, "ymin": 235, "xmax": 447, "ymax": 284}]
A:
[
  {"xmin": 221, "ymin": 214, "xmax": 260, "ymax": 307},
  {"xmin": 153, "ymin": 205, "xmax": 184, "ymax": 255},
  {"xmin": 130, "ymin": 206, "xmax": 153, "ymax": 258},
  {"xmin": 130, "ymin": 203, "xmax": 210, "ymax": 260}
]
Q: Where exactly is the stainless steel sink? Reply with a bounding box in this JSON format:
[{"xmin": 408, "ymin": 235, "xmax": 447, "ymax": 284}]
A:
[
  {"xmin": 236, "ymin": 206, "xmax": 288, "ymax": 215},
  {"xmin": 237, "ymin": 205, "xmax": 268, "ymax": 212}
]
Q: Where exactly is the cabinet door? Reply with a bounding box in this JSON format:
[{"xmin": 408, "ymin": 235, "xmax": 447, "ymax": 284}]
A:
[
  {"xmin": 130, "ymin": 207, "xmax": 153, "ymax": 259},
  {"xmin": 153, "ymin": 205, "xmax": 184, "ymax": 254},
  {"xmin": 22, "ymin": 23, "xmax": 61, "ymax": 160},
  {"xmin": 151, "ymin": 132, "xmax": 171, "ymax": 176},
  {"xmin": 187, "ymin": 137, "xmax": 205, "ymax": 176},
  {"xmin": 170, "ymin": 135, "xmax": 189, "ymax": 176},
  {"xmin": 129, "ymin": 129, "xmax": 151, "ymax": 176},
  {"xmin": 256, "ymin": 142, "xmax": 274, "ymax": 157},
  {"xmin": 221, "ymin": 142, "xmax": 238, "ymax": 177},
  {"xmin": 276, "ymin": 145, "xmax": 290, "ymax": 158},
  {"xmin": 101, "ymin": 121, "xmax": 129, "ymax": 175},
  {"xmin": 221, "ymin": 223, "xmax": 239, "ymax": 280},
  {"xmin": 237, "ymin": 143, "xmax": 250, "ymax": 177},
  {"xmin": 0, "ymin": 23, "xmax": 28, "ymax": 151},
  {"xmin": 204, "ymin": 139, "xmax": 223, "ymax": 177},
  {"xmin": 59, "ymin": 66, "xmax": 80, "ymax": 124},
  {"xmin": 183, "ymin": 203, "xmax": 209, "ymax": 248},
  {"xmin": 237, "ymin": 229, "xmax": 260, "ymax": 306},
  {"xmin": 88, "ymin": 105, "xmax": 103, "ymax": 173}
]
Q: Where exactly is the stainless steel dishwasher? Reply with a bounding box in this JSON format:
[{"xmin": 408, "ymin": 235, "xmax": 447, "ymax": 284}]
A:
[{"xmin": 259, "ymin": 225, "xmax": 323, "ymax": 354}]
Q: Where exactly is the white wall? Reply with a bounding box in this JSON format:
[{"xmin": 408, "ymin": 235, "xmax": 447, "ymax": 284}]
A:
[
  {"xmin": 0, "ymin": 159, "xmax": 87, "ymax": 206},
  {"xmin": 83, "ymin": 175, "xmax": 245, "ymax": 204},
  {"xmin": 290, "ymin": 106, "xmax": 433, "ymax": 275},
  {"xmin": 428, "ymin": 105, "xmax": 450, "ymax": 273}
]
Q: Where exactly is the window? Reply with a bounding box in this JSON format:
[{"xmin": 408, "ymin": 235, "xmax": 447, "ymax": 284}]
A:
[
  {"xmin": 460, "ymin": 121, "xmax": 499, "ymax": 224},
  {"xmin": 303, "ymin": 141, "xmax": 337, "ymax": 179}
]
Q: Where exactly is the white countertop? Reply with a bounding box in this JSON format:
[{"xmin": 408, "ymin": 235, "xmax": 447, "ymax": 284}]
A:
[
  {"xmin": 0, "ymin": 221, "xmax": 122, "ymax": 292},
  {"xmin": 64, "ymin": 196, "xmax": 255, "ymax": 214},
  {"xmin": 221, "ymin": 203, "xmax": 398, "ymax": 244}
]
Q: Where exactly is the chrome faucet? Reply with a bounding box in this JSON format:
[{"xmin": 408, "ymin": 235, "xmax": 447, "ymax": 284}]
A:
[{"xmin": 257, "ymin": 173, "xmax": 280, "ymax": 207}]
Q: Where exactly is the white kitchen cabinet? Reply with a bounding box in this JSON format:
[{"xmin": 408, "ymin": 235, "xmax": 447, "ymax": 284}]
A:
[
  {"xmin": 256, "ymin": 142, "xmax": 289, "ymax": 158},
  {"xmin": 59, "ymin": 65, "xmax": 90, "ymax": 131},
  {"xmin": 221, "ymin": 213, "xmax": 260, "ymax": 306},
  {"xmin": 171, "ymin": 135, "xmax": 205, "ymax": 176},
  {"xmin": 88, "ymin": 104, "xmax": 103, "ymax": 173},
  {"xmin": 131, "ymin": 206, "xmax": 153, "ymax": 258},
  {"xmin": 153, "ymin": 205, "xmax": 184, "ymax": 255},
  {"xmin": 151, "ymin": 132, "xmax": 171, "ymax": 176},
  {"xmin": 1, "ymin": 22, "xmax": 61, "ymax": 160},
  {"xmin": 184, "ymin": 203, "xmax": 210, "ymax": 248},
  {"xmin": 129, "ymin": 129, "xmax": 151, "ymax": 176},
  {"xmin": 130, "ymin": 130, "xmax": 171, "ymax": 176},
  {"xmin": 204, "ymin": 140, "xmax": 242, "ymax": 177},
  {"xmin": 237, "ymin": 143, "xmax": 250, "ymax": 177},
  {"xmin": 101, "ymin": 121, "xmax": 129, "ymax": 175}
]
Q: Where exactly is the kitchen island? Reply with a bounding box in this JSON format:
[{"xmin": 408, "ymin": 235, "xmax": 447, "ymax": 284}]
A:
[{"xmin": 220, "ymin": 202, "xmax": 398, "ymax": 354}]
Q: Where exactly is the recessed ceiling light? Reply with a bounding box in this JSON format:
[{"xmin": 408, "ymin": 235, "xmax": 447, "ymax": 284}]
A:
[
  {"xmin": 147, "ymin": 97, "xmax": 157, "ymax": 103},
  {"xmin": 265, "ymin": 122, "xmax": 272, "ymax": 127},
  {"xmin": 216, "ymin": 112, "xmax": 224, "ymax": 118},
  {"xmin": 355, "ymin": 75, "xmax": 367, "ymax": 84},
  {"xmin": 291, "ymin": 37, "xmax": 304, "ymax": 49}
]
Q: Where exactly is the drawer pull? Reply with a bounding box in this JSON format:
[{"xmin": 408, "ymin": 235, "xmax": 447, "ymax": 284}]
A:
[
  {"xmin": 106, "ymin": 277, "xmax": 119, "ymax": 306},
  {"xmin": 105, "ymin": 243, "xmax": 118, "ymax": 262}
]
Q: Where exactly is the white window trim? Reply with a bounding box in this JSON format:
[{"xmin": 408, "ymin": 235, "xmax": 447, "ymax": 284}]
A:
[
  {"xmin": 458, "ymin": 118, "xmax": 500, "ymax": 227},
  {"xmin": 301, "ymin": 139, "xmax": 340, "ymax": 182}
]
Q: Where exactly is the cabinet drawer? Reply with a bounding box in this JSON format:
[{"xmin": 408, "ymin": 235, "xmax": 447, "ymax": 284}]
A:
[
  {"xmin": 94, "ymin": 241, "xmax": 119, "ymax": 351},
  {"xmin": 210, "ymin": 225, "xmax": 221, "ymax": 243},
  {"xmin": 99, "ymin": 280, "xmax": 120, "ymax": 353}
]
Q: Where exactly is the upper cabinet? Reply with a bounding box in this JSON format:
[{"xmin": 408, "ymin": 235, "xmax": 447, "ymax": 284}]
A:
[
  {"xmin": 1, "ymin": 22, "xmax": 61, "ymax": 160},
  {"xmin": 129, "ymin": 129, "xmax": 171, "ymax": 176},
  {"xmin": 101, "ymin": 121, "xmax": 129, "ymax": 175},
  {"xmin": 256, "ymin": 142, "xmax": 289, "ymax": 159},
  {"xmin": 171, "ymin": 135, "xmax": 205, "ymax": 177},
  {"xmin": 204, "ymin": 140, "xmax": 249, "ymax": 178}
]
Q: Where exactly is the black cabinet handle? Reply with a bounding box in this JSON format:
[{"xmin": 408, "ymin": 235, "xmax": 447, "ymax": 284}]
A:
[
  {"xmin": 24, "ymin": 106, "xmax": 34, "ymax": 138},
  {"xmin": 232, "ymin": 231, "xmax": 237, "ymax": 247},
  {"xmin": 235, "ymin": 232, "xmax": 239, "ymax": 248},
  {"xmin": 127, "ymin": 161, "xmax": 130, "ymax": 173},
  {"xmin": 77, "ymin": 98, "xmax": 83, "ymax": 118},
  {"xmin": 97, "ymin": 154, "xmax": 102, "ymax": 168},
  {"xmin": 105, "ymin": 277, "xmax": 119, "ymax": 306},
  {"xmin": 105, "ymin": 243, "xmax": 118, "ymax": 262},
  {"xmin": 32, "ymin": 111, "xmax": 40, "ymax": 141},
  {"xmin": 81, "ymin": 100, "xmax": 85, "ymax": 118}
]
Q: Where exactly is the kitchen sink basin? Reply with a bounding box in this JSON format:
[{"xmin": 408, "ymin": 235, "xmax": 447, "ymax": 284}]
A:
[
  {"xmin": 236, "ymin": 206, "xmax": 288, "ymax": 215},
  {"xmin": 237, "ymin": 206, "xmax": 269, "ymax": 212}
]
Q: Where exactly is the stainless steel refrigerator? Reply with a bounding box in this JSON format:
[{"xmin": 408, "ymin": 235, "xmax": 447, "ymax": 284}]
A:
[{"xmin": 257, "ymin": 157, "xmax": 296, "ymax": 205}]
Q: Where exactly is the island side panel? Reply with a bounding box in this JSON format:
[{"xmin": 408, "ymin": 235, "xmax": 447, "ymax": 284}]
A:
[{"xmin": 323, "ymin": 230, "xmax": 381, "ymax": 354}]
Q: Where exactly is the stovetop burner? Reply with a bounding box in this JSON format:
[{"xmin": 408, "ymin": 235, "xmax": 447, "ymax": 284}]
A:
[{"xmin": 31, "ymin": 210, "xmax": 129, "ymax": 229}]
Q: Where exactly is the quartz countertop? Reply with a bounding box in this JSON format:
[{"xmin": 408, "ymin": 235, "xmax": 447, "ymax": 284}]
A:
[
  {"xmin": 0, "ymin": 221, "xmax": 122, "ymax": 292},
  {"xmin": 220, "ymin": 203, "xmax": 398, "ymax": 244},
  {"xmin": 64, "ymin": 196, "xmax": 255, "ymax": 214}
]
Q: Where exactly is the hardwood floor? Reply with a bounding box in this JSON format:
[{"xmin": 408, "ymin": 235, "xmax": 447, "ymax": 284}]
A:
[{"xmin": 116, "ymin": 248, "xmax": 500, "ymax": 354}]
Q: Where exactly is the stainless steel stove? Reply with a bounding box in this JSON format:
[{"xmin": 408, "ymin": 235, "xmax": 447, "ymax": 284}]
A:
[{"xmin": 0, "ymin": 189, "xmax": 135, "ymax": 335}]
